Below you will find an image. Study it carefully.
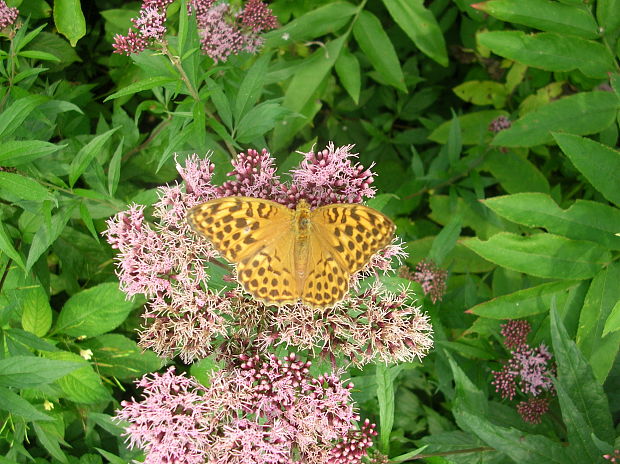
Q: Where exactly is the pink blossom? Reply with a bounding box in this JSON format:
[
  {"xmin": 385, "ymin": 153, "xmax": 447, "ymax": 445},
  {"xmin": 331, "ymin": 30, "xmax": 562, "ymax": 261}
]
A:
[
  {"xmin": 500, "ymin": 319, "xmax": 531, "ymax": 350},
  {"xmin": 516, "ymin": 397, "xmax": 549, "ymax": 424},
  {"xmin": 399, "ymin": 259, "xmax": 448, "ymax": 303},
  {"xmin": 240, "ymin": 0, "xmax": 279, "ymax": 32},
  {"xmin": 488, "ymin": 115, "xmax": 512, "ymax": 133},
  {"xmin": 604, "ymin": 450, "xmax": 620, "ymax": 462},
  {"xmin": 113, "ymin": 28, "xmax": 149, "ymax": 56},
  {"xmin": 132, "ymin": 7, "xmax": 167, "ymax": 39},
  {"xmin": 0, "ymin": 0, "xmax": 17, "ymax": 30}
]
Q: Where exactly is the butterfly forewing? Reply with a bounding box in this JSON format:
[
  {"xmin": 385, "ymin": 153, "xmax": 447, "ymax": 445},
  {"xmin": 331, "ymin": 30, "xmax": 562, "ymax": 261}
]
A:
[{"xmin": 310, "ymin": 204, "xmax": 395, "ymax": 274}]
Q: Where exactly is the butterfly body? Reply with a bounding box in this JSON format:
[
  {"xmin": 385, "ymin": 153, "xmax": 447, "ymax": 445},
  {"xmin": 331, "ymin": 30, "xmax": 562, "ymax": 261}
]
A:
[{"xmin": 187, "ymin": 196, "xmax": 395, "ymax": 308}]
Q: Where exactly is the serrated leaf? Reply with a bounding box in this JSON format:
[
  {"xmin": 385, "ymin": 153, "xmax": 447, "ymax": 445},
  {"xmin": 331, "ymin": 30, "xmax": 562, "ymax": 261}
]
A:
[
  {"xmin": 468, "ymin": 280, "xmax": 581, "ymax": 318},
  {"xmin": 383, "ymin": 0, "xmax": 448, "ymax": 66},
  {"xmin": 0, "ymin": 172, "xmax": 55, "ymax": 203},
  {"xmin": 553, "ymin": 133, "xmax": 620, "ymax": 208},
  {"xmin": 483, "ymin": 193, "xmax": 620, "ymax": 250},
  {"xmin": 550, "ymin": 307, "xmax": 614, "ymax": 442},
  {"xmin": 17, "ymin": 285, "xmax": 52, "ymax": 337},
  {"xmin": 0, "ymin": 356, "xmax": 82, "ymax": 388},
  {"xmin": 45, "ymin": 351, "xmax": 110, "ymax": 404},
  {"xmin": 493, "ymin": 92, "xmax": 619, "ymax": 147},
  {"xmin": 69, "ymin": 127, "xmax": 119, "ymax": 187},
  {"xmin": 55, "ymin": 282, "xmax": 136, "ymax": 337},
  {"xmin": 353, "ymin": 10, "xmax": 406, "ymax": 92},
  {"xmin": 104, "ymin": 77, "xmax": 178, "ymax": 102},
  {"xmin": 0, "ymin": 140, "xmax": 64, "ymax": 167},
  {"xmin": 53, "ymin": 0, "xmax": 86, "ymax": 46},
  {"xmin": 463, "ymin": 232, "xmax": 610, "ymax": 279}
]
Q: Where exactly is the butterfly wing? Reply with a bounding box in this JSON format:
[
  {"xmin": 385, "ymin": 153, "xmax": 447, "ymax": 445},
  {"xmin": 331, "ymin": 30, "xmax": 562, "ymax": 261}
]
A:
[
  {"xmin": 187, "ymin": 196, "xmax": 300, "ymax": 306},
  {"xmin": 299, "ymin": 240, "xmax": 350, "ymax": 308},
  {"xmin": 309, "ymin": 203, "xmax": 395, "ymax": 274}
]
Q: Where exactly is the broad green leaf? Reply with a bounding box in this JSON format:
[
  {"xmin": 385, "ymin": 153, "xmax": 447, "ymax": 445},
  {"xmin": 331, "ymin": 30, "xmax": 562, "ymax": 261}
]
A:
[
  {"xmin": 0, "ymin": 172, "xmax": 55, "ymax": 202},
  {"xmin": 550, "ymin": 307, "xmax": 614, "ymax": 443},
  {"xmin": 81, "ymin": 334, "xmax": 163, "ymax": 380},
  {"xmin": 353, "ymin": 10, "xmax": 406, "ymax": 91},
  {"xmin": 0, "ymin": 95, "xmax": 47, "ymax": 140},
  {"xmin": 104, "ymin": 77, "xmax": 178, "ymax": 102},
  {"xmin": 55, "ymin": 282, "xmax": 136, "ymax": 337},
  {"xmin": 476, "ymin": 0, "xmax": 599, "ymax": 39},
  {"xmin": 575, "ymin": 263, "xmax": 620, "ymax": 381},
  {"xmin": 597, "ymin": 0, "xmax": 620, "ymax": 35},
  {"xmin": 468, "ymin": 280, "xmax": 581, "ymax": 318},
  {"xmin": 26, "ymin": 204, "xmax": 76, "ymax": 272},
  {"xmin": 376, "ymin": 364, "xmax": 403, "ymax": 453},
  {"xmin": 45, "ymin": 351, "xmax": 110, "ymax": 404},
  {"xmin": 53, "ymin": 0, "xmax": 86, "ymax": 46},
  {"xmin": 33, "ymin": 422, "xmax": 68, "ymax": 463},
  {"xmin": 483, "ymin": 150, "xmax": 550, "ymax": 193},
  {"xmin": 0, "ymin": 140, "xmax": 64, "ymax": 167},
  {"xmin": 429, "ymin": 215, "xmax": 462, "ymax": 265},
  {"xmin": 0, "ymin": 221, "xmax": 25, "ymax": 270},
  {"xmin": 453, "ymin": 80, "xmax": 507, "ymax": 107},
  {"xmin": 463, "ymin": 232, "xmax": 610, "ymax": 279},
  {"xmin": 263, "ymin": 2, "xmax": 357, "ymax": 48},
  {"xmin": 477, "ymin": 31, "xmax": 614, "ymax": 78},
  {"xmin": 235, "ymin": 101, "xmax": 288, "ymax": 143},
  {"xmin": 553, "ymin": 133, "xmax": 620, "ymax": 208},
  {"xmin": 429, "ymin": 110, "xmax": 507, "ymax": 145},
  {"xmin": 382, "ymin": 0, "xmax": 448, "ymax": 66},
  {"xmin": 493, "ymin": 92, "xmax": 619, "ymax": 147},
  {"xmin": 407, "ymin": 237, "xmax": 495, "ymax": 273},
  {"xmin": 0, "ymin": 356, "xmax": 82, "ymax": 388},
  {"xmin": 26, "ymin": 31, "xmax": 81, "ymax": 65},
  {"xmin": 0, "ymin": 386, "xmax": 52, "ymax": 422},
  {"xmin": 69, "ymin": 127, "xmax": 119, "ymax": 187},
  {"xmin": 234, "ymin": 53, "xmax": 270, "ymax": 123},
  {"xmin": 18, "ymin": 50, "xmax": 60, "ymax": 61},
  {"xmin": 334, "ymin": 48, "xmax": 361, "ymax": 104},
  {"xmin": 17, "ymin": 285, "xmax": 52, "ymax": 337},
  {"xmin": 484, "ymin": 193, "xmax": 620, "ymax": 250},
  {"xmin": 602, "ymin": 301, "xmax": 620, "ymax": 336}
]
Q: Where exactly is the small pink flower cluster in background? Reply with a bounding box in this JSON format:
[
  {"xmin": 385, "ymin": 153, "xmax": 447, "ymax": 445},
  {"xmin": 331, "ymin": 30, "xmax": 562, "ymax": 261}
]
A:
[
  {"xmin": 604, "ymin": 449, "xmax": 620, "ymax": 462},
  {"xmin": 399, "ymin": 259, "xmax": 448, "ymax": 303},
  {"xmin": 488, "ymin": 115, "xmax": 512, "ymax": 133},
  {"xmin": 491, "ymin": 320, "xmax": 556, "ymax": 424},
  {"xmin": 113, "ymin": 0, "xmax": 277, "ymax": 62},
  {"xmin": 105, "ymin": 143, "xmax": 433, "ymax": 366},
  {"xmin": 0, "ymin": 0, "xmax": 18, "ymax": 31},
  {"xmin": 117, "ymin": 354, "xmax": 377, "ymax": 464}
]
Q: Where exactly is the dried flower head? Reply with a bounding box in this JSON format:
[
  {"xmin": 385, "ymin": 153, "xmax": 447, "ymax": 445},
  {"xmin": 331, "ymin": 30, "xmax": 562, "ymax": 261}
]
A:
[
  {"xmin": 516, "ymin": 397, "xmax": 549, "ymax": 424},
  {"xmin": 0, "ymin": 0, "xmax": 18, "ymax": 31},
  {"xmin": 117, "ymin": 355, "xmax": 376, "ymax": 464},
  {"xmin": 500, "ymin": 319, "xmax": 531, "ymax": 350},
  {"xmin": 105, "ymin": 144, "xmax": 433, "ymax": 366}
]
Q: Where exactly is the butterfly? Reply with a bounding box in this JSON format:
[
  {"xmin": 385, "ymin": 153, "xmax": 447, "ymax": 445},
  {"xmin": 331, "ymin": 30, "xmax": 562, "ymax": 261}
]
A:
[{"xmin": 187, "ymin": 196, "xmax": 395, "ymax": 308}]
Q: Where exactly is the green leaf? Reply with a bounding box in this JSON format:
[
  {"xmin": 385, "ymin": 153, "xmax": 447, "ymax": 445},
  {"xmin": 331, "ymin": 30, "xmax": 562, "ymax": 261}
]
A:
[
  {"xmin": 453, "ymin": 80, "xmax": 508, "ymax": 107},
  {"xmin": 376, "ymin": 364, "xmax": 402, "ymax": 453},
  {"xmin": 17, "ymin": 285, "xmax": 52, "ymax": 337},
  {"xmin": 0, "ymin": 356, "xmax": 82, "ymax": 388},
  {"xmin": 575, "ymin": 263, "xmax": 620, "ymax": 382},
  {"xmin": 0, "ymin": 95, "xmax": 47, "ymax": 140},
  {"xmin": 107, "ymin": 138, "xmax": 123, "ymax": 196},
  {"xmin": 53, "ymin": 0, "xmax": 86, "ymax": 46},
  {"xmin": 81, "ymin": 334, "xmax": 163, "ymax": 380},
  {"xmin": 0, "ymin": 172, "xmax": 55, "ymax": 202},
  {"xmin": 353, "ymin": 10, "xmax": 406, "ymax": 91},
  {"xmin": 69, "ymin": 127, "xmax": 119, "ymax": 187},
  {"xmin": 26, "ymin": 204, "xmax": 76, "ymax": 272},
  {"xmin": 235, "ymin": 101, "xmax": 288, "ymax": 143},
  {"xmin": 553, "ymin": 133, "xmax": 620, "ymax": 208},
  {"xmin": 429, "ymin": 214, "xmax": 462, "ymax": 265},
  {"xmin": 382, "ymin": 0, "xmax": 448, "ymax": 66},
  {"xmin": 17, "ymin": 50, "xmax": 61, "ymax": 61},
  {"xmin": 334, "ymin": 48, "xmax": 361, "ymax": 104},
  {"xmin": 477, "ymin": 31, "xmax": 614, "ymax": 78},
  {"xmin": 429, "ymin": 110, "xmax": 508, "ymax": 145},
  {"xmin": 493, "ymin": 92, "xmax": 620, "ymax": 147},
  {"xmin": 0, "ymin": 221, "xmax": 25, "ymax": 270},
  {"xmin": 597, "ymin": 0, "xmax": 620, "ymax": 35},
  {"xmin": 55, "ymin": 282, "xmax": 136, "ymax": 338},
  {"xmin": 104, "ymin": 77, "xmax": 178, "ymax": 102},
  {"xmin": 468, "ymin": 280, "xmax": 581, "ymax": 318},
  {"xmin": 206, "ymin": 78, "xmax": 233, "ymax": 130},
  {"xmin": 45, "ymin": 351, "xmax": 110, "ymax": 404},
  {"xmin": 463, "ymin": 232, "xmax": 611, "ymax": 279},
  {"xmin": 234, "ymin": 53, "xmax": 270, "ymax": 123},
  {"xmin": 476, "ymin": 0, "xmax": 599, "ymax": 39},
  {"xmin": 0, "ymin": 386, "xmax": 52, "ymax": 422},
  {"xmin": 483, "ymin": 150, "xmax": 550, "ymax": 193},
  {"xmin": 483, "ymin": 193, "xmax": 620, "ymax": 250},
  {"xmin": 0, "ymin": 140, "xmax": 64, "ymax": 167},
  {"xmin": 79, "ymin": 201, "xmax": 99, "ymax": 242},
  {"xmin": 33, "ymin": 421, "xmax": 68, "ymax": 463},
  {"xmin": 550, "ymin": 306, "xmax": 614, "ymax": 443},
  {"xmin": 602, "ymin": 301, "xmax": 620, "ymax": 337}
]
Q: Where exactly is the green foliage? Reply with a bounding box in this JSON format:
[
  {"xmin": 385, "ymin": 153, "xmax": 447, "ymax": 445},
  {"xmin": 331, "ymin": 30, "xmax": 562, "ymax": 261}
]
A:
[{"xmin": 0, "ymin": 0, "xmax": 619, "ymax": 462}]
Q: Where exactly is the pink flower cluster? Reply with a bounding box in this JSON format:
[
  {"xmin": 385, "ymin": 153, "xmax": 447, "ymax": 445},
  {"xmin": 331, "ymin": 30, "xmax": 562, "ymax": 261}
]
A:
[
  {"xmin": 117, "ymin": 354, "xmax": 376, "ymax": 464},
  {"xmin": 112, "ymin": 0, "xmax": 277, "ymax": 61},
  {"xmin": 104, "ymin": 144, "xmax": 433, "ymax": 366},
  {"xmin": 399, "ymin": 259, "xmax": 448, "ymax": 303},
  {"xmin": 0, "ymin": 0, "xmax": 18, "ymax": 30},
  {"xmin": 604, "ymin": 449, "xmax": 620, "ymax": 462},
  {"xmin": 491, "ymin": 320, "xmax": 556, "ymax": 424}
]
